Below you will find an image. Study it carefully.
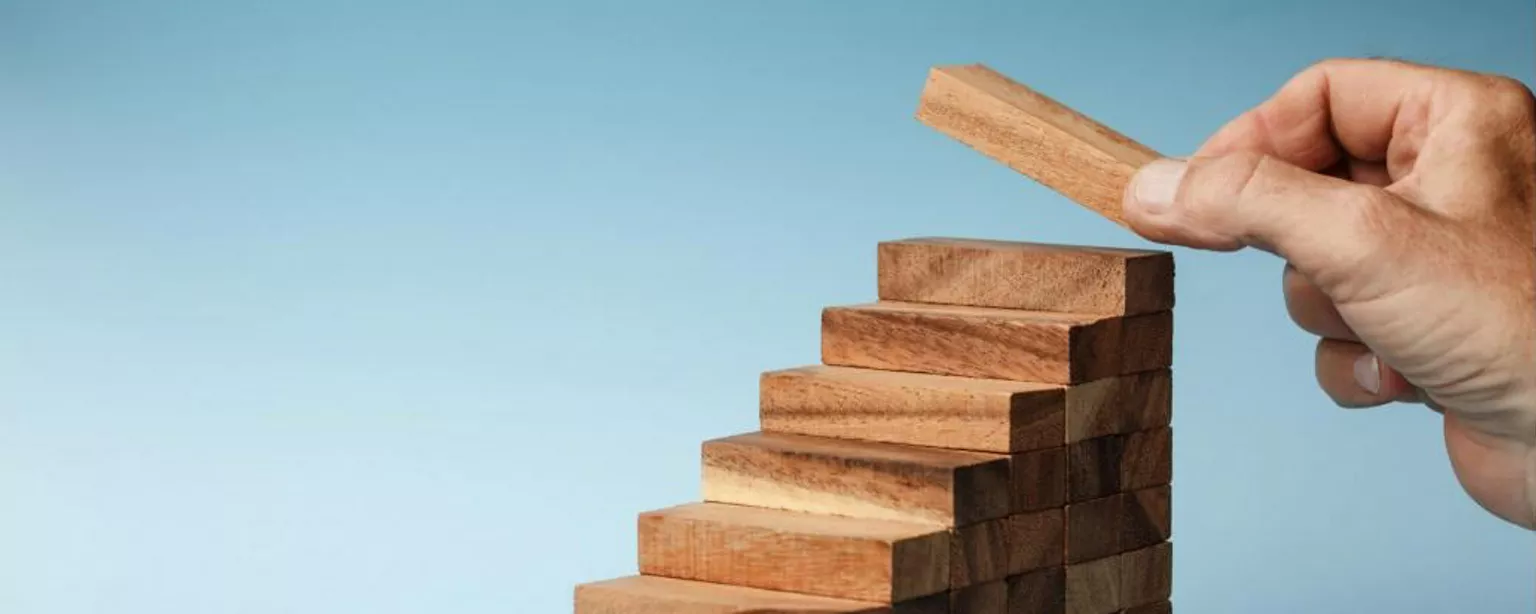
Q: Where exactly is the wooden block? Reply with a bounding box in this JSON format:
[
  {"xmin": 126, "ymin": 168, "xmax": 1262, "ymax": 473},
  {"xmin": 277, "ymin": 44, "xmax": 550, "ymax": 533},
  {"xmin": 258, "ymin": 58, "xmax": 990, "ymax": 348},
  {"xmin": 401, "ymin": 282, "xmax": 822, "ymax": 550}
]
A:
[
  {"xmin": 876, "ymin": 238, "xmax": 1173, "ymax": 316},
  {"xmin": 950, "ymin": 580, "xmax": 1008, "ymax": 614},
  {"xmin": 1066, "ymin": 370, "xmax": 1170, "ymax": 443},
  {"xmin": 638, "ymin": 502, "xmax": 950, "ymax": 602},
  {"xmin": 1008, "ymin": 508, "xmax": 1064, "ymax": 574},
  {"xmin": 702, "ymin": 431, "xmax": 1011, "ymax": 527},
  {"xmin": 759, "ymin": 365, "xmax": 1065, "ymax": 453},
  {"xmin": 915, "ymin": 64, "xmax": 1159, "ymax": 228},
  {"xmin": 1122, "ymin": 601, "xmax": 1172, "ymax": 614},
  {"xmin": 821, "ymin": 302, "xmax": 1172, "ymax": 385},
  {"xmin": 1067, "ymin": 435, "xmax": 1123, "ymax": 503},
  {"xmin": 1064, "ymin": 555, "xmax": 1121, "ymax": 614},
  {"xmin": 1007, "ymin": 567, "xmax": 1065, "ymax": 614},
  {"xmin": 1065, "ymin": 494, "xmax": 1123, "ymax": 564},
  {"xmin": 1119, "ymin": 542, "xmax": 1172, "ymax": 609},
  {"xmin": 1122, "ymin": 486, "xmax": 1171, "ymax": 552},
  {"xmin": 574, "ymin": 575, "xmax": 949, "ymax": 613},
  {"xmin": 952, "ymin": 517, "xmax": 1012, "ymax": 587},
  {"xmin": 1010, "ymin": 446, "xmax": 1066, "ymax": 512},
  {"xmin": 1120, "ymin": 428, "xmax": 1171, "ymax": 491}
]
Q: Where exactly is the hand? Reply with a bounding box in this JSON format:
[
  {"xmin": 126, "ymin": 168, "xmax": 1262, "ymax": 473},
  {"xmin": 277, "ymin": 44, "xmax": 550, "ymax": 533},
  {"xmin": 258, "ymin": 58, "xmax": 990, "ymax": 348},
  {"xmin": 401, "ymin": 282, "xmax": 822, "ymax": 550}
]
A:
[{"xmin": 1121, "ymin": 58, "xmax": 1536, "ymax": 529}]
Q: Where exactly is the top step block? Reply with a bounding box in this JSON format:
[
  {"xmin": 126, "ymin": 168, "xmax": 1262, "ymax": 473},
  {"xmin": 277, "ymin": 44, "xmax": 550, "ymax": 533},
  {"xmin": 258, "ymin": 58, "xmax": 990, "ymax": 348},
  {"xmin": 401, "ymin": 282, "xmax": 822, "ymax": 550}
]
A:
[{"xmin": 878, "ymin": 238, "xmax": 1173, "ymax": 316}]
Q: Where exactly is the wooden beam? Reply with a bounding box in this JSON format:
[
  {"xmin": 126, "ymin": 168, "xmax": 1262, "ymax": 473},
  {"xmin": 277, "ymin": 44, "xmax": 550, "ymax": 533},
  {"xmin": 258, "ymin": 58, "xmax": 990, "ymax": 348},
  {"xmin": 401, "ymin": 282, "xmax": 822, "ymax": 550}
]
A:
[
  {"xmin": 915, "ymin": 64, "xmax": 1160, "ymax": 228},
  {"xmin": 701, "ymin": 431, "xmax": 1011, "ymax": 527},
  {"xmin": 637, "ymin": 502, "xmax": 950, "ymax": 603},
  {"xmin": 573, "ymin": 575, "xmax": 948, "ymax": 614},
  {"xmin": 877, "ymin": 238, "xmax": 1173, "ymax": 316}
]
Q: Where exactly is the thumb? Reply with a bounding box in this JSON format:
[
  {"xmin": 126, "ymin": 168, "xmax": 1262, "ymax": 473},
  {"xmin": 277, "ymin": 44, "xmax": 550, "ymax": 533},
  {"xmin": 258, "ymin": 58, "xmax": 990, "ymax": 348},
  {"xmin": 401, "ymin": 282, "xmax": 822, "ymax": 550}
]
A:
[{"xmin": 1121, "ymin": 153, "xmax": 1405, "ymax": 290}]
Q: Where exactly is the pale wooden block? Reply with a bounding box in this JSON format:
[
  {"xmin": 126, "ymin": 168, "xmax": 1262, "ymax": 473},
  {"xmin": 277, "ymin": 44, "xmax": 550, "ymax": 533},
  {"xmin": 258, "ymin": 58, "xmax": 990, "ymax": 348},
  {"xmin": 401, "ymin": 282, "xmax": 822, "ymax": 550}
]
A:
[
  {"xmin": 915, "ymin": 64, "xmax": 1159, "ymax": 228},
  {"xmin": 637, "ymin": 502, "xmax": 950, "ymax": 602},
  {"xmin": 877, "ymin": 238, "xmax": 1173, "ymax": 316},
  {"xmin": 1008, "ymin": 508, "xmax": 1064, "ymax": 574},
  {"xmin": 1064, "ymin": 555, "xmax": 1122, "ymax": 614},
  {"xmin": 1122, "ymin": 486, "xmax": 1171, "ymax": 552},
  {"xmin": 702, "ymin": 431, "xmax": 1011, "ymax": 527},
  {"xmin": 1010, "ymin": 446, "xmax": 1067, "ymax": 512},
  {"xmin": 952, "ymin": 516, "xmax": 1012, "ymax": 588},
  {"xmin": 1120, "ymin": 428, "xmax": 1172, "ymax": 491},
  {"xmin": 1066, "ymin": 370, "xmax": 1170, "ymax": 443},
  {"xmin": 950, "ymin": 580, "xmax": 1008, "ymax": 614},
  {"xmin": 1065, "ymin": 493, "xmax": 1123, "ymax": 564},
  {"xmin": 574, "ymin": 576, "xmax": 949, "ymax": 613},
  {"xmin": 1007, "ymin": 566, "xmax": 1065, "ymax": 614},
  {"xmin": 1119, "ymin": 542, "xmax": 1172, "ymax": 609},
  {"xmin": 759, "ymin": 365, "xmax": 1064, "ymax": 453},
  {"xmin": 821, "ymin": 302, "xmax": 1172, "ymax": 385}
]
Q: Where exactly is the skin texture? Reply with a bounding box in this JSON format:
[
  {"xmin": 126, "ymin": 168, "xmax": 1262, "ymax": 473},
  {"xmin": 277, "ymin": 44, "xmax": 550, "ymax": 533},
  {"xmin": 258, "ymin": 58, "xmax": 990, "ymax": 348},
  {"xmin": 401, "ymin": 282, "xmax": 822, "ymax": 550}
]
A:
[{"xmin": 1120, "ymin": 58, "xmax": 1536, "ymax": 529}]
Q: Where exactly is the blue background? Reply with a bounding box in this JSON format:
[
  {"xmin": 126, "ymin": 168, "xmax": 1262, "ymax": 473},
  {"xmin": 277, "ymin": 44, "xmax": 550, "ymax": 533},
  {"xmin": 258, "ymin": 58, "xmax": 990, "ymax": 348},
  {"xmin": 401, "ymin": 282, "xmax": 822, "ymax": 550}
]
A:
[{"xmin": 2, "ymin": 1, "xmax": 1531, "ymax": 612}]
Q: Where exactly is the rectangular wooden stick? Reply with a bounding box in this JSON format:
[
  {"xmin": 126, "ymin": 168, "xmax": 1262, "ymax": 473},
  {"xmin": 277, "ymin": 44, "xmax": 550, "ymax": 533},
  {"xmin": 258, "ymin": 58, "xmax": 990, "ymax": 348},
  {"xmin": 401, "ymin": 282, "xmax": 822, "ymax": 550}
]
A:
[
  {"xmin": 574, "ymin": 575, "xmax": 948, "ymax": 614},
  {"xmin": 916, "ymin": 64, "xmax": 1160, "ymax": 227}
]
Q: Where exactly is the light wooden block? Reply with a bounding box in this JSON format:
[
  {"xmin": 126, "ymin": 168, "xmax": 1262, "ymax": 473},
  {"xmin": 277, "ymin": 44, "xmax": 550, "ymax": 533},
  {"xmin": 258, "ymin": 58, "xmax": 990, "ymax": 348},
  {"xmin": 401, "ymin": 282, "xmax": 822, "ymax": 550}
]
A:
[
  {"xmin": 1122, "ymin": 486, "xmax": 1171, "ymax": 552},
  {"xmin": 952, "ymin": 517, "xmax": 1012, "ymax": 587},
  {"xmin": 877, "ymin": 238, "xmax": 1173, "ymax": 316},
  {"xmin": 1067, "ymin": 370, "xmax": 1171, "ymax": 443},
  {"xmin": 950, "ymin": 580, "xmax": 1008, "ymax": 614},
  {"xmin": 1010, "ymin": 446, "xmax": 1067, "ymax": 512},
  {"xmin": 759, "ymin": 365, "xmax": 1065, "ymax": 453},
  {"xmin": 821, "ymin": 302, "xmax": 1172, "ymax": 385},
  {"xmin": 574, "ymin": 575, "xmax": 947, "ymax": 614},
  {"xmin": 1120, "ymin": 428, "xmax": 1172, "ymax": 491},
  {"xmin": 1065, "ymin": 493, "xmax": 1122, "ymax": 564},
  {"xmin": 1066, "ymin": 435, "xmax": 1123, "ymax": 503},
  {"xmin": 915, "ymin": 64, "xmax": 1159, "ymax": 228},
  {"xmin": 1064, "ymin": 555, "xmax": 1121, "ymax": 614},
  {"xmin": 637, "ymin": 502, "xmax": 950, "ymax": 602},
  {"xmin": 1007, "ymin": 567, "xmax": 1065, "ymax": 614},
  {"xmin": 702, "ymin": 431, "xmax": 1011, "ymax": 527},
  {"xmin": 1008, "ymin": 508, "xmax": 1064, "ymax": 574},
  {"xmin": 1123, "ymin": 601, "xmax": 1172, "ymax": 614},
  {"xmin": 1120, "ymin": 542, "xmax": 1172, "ymax": 609}
]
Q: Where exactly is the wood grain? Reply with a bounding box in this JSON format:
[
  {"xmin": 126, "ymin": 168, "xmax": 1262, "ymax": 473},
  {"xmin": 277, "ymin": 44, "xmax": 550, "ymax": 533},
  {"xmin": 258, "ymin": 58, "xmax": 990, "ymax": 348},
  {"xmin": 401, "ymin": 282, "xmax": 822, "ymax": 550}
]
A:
[
  {"xmin": 759, "ymin": 365, "xmax": 1065, "ymax": 453},
  {"xmin": 1010, "ymin": 446, "xmax": 1067, "ymax": 512},
  {"xmin": 1065, "ymin": 494, "xmax": 1123, "ymax": 564},
  {"xmin": 821, "ymin": 302, "xmax": 1172, "ymax": 385},
  {"xmin": 952, "ymin": 517, "xmax": 1012, "ymax": 587},
  {"xmin": 702, "ymin": 431, "xmax": 1011, "ymax": 527},
  {"xmin": 1064, "ymin": 555, "xmax": 1121, "ymax": 614},
  {"xmin": 1067, "ymin": 435, "xmax": 1123, "ymax": 503},
  {"xmin": 1119, "ymin": 428, "xmax": 1172, "ymax": 492},
  {"xmin": 1008, "ymin": 508, "xmax": 1064, "ymax": 574},
  {"xmin": 950, "ymin": 580, "xmax": 1008, "ymax": 614},
  {"xmin": 1066, "ymin": 370, "xmax": 1170, "ymax": 444},
  {"xmin": 915, "ymin": 64, "xmax": 1160, "ymax": 228},
  {"xmin": 1007, "ymin": 567, "xmax": 1065, "ymax": 614},
  {"xmin": 1121, "ymin": 601, "xmax": 1172, "ymax": 614},
  {"xmin": 637, "ymin": 502, "xmax": 950, "ymax": 602},
  {"xmin": 573, "ymin": 575, "xmax": 950, "ymax": 614},
  {"xmin": 877, "ymin": 238, "xmax": 1173, "ymax": 316},
  {"xmin": 1119, "ymin": 542, "xmax": 1172, "ymax": 610},
  {"xmin": 1121, "ymin": 486, "xmax": 1171, "ymax": 552}
]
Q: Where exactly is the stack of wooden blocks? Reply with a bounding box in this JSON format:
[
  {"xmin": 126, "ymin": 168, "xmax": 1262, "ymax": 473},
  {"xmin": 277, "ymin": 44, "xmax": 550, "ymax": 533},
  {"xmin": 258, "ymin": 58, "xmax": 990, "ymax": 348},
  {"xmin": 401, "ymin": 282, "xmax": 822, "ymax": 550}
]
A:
[{"xmin": 576, "ymin": 64, "xmax": 1177, "ymax": 614}]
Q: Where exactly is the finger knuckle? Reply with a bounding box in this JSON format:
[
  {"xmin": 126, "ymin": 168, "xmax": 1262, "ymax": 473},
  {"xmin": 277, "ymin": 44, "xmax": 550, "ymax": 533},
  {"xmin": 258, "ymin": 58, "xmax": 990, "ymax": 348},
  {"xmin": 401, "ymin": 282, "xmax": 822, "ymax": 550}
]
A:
[{"xmin": 1484, "ymin": 76, "xmax": 1536, "ymax": 121}]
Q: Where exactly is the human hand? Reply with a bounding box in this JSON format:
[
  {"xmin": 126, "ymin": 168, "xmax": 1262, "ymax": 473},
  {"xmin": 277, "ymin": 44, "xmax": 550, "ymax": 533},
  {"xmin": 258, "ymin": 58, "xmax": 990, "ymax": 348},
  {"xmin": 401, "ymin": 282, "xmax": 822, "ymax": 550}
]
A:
[{"xmin": 1120, "ymin": 58, "xmax": 1536, "ymax": 529}]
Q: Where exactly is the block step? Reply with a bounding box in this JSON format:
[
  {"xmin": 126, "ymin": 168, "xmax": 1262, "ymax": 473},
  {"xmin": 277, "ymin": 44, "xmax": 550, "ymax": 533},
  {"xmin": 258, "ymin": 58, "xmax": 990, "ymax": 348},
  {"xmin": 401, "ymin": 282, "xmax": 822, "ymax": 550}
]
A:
[{"xmin": 574, "ymin": 575, "xmax": 947, "ymax": 613}]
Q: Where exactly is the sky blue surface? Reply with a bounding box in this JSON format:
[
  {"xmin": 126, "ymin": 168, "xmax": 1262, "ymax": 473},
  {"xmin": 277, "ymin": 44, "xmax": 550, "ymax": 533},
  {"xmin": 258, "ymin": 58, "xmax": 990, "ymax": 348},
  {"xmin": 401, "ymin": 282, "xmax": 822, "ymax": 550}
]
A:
[{"xmin": 1, "ymin": 1, "xmax": 1532, "ymax": 612}]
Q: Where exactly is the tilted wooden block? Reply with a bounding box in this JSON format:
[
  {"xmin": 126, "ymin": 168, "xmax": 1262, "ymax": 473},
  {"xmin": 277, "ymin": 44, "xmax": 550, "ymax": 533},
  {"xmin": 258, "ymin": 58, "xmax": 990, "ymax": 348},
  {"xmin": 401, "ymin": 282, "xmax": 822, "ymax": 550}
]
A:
[
  {"xmin": 759, "ymin": 366, "xmax": 1171, "ymax": 454},
  {"xmin": 1064, "ymin": 555, "xmax": 1122, "ymax": 614},
  {"xmin": 1007, "ymin": 566, "xmax": 1066, "ymax": 614},
  {"xmin": 1011, "ymin": 446, "xmax": 1067, "ymax": 512},
  {"xmin": 822, "ymin": 302, "xmax": 1172, "ymax": 385},
  {"xmin": 573, "ymin": 575, "xmax": 948, "ymax": 614},
  {"xmin": 637, "ymin": 502, "xmax": 950, "ymax": 602},
  {"xmin": 877, "ymin": 238, "xmax": 1173, "ymax": 316},
  {"xmin": 1122, "ymin": 486, "xmax": 1171, "ymax": 552},
  {"xmin": 1122, "ymin": 600, "xmax": 1173, "ymax": 614},
  {"xmin": 702, "ymin": 431, "xmax": 1011, "ymax": 527},
  {"xmin": 1120, "ymin": 428, "xmax": 1172, "ymax": 492},
  {"xmin": 915, "ymin": 64, "xmax": 1160, "ymax": 228},
  {"xmin": 1008, "ymin": 508, "xmax": 1064, "ymax": 574},
  {"xmin": 952, "ymin": 517, "xmax": 1013, "ymax": 587},
  {"xmin": 759, "ymin": 365, "xmax": 1064, "ymax": 453},
  {"xmin": 1065, "ymin": 493, "xmax": 1123, "ymax": 564},
  {"xmin": 1119, "ymin": 542, "xmax": 1172, "ymax": 610},
  {"xmin": 950, "ymin": 580, "xmax": 1008, "ymax": 614}
]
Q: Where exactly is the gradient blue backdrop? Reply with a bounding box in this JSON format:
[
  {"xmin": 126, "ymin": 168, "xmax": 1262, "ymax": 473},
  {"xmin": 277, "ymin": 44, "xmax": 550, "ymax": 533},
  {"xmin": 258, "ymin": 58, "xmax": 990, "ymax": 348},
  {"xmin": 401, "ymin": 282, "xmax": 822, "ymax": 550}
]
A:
[{"xmin": 1, "ymin": 1, "xmax": 1531, "ymax": 612}]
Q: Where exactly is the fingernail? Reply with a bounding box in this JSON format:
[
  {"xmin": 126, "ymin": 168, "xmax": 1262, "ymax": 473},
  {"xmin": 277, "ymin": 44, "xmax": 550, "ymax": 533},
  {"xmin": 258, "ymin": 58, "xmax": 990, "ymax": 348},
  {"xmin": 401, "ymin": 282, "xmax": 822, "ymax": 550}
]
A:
[
  {"xmin": 1129, "ymin": 158, "xmax": 1188, "ymax": 214},
  {"xmin": 1353, "ymin": 353, "xmax": 1381, "ymax": 395}
]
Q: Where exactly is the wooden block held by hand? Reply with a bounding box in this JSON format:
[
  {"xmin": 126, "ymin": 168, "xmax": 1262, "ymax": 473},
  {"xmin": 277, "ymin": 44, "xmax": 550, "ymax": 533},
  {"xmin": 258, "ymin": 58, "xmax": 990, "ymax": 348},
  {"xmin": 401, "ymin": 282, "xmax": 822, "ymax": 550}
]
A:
[
  {"xmin": 702, "ymin": 431, "xmax": 1011, "ymax": 527},
  {"xmin": 915, "ymin": 64, "xmax": 1160, "ymax": 228},
  {"xmin": 574, "ymin": 575, "xmax": 948, "ymax": 614},
  {"xmin": 877, "ymin": 238, "xmax": 1173, "ymax": 316},
  {"xmin": 1119, "ymin": 542, "xmax": 1172, "ymax": 609},
  {"xmin": 759, "ymin": 365, "xmax": 1065, "ymax": 453},
  {"xmin": 822, "ymin": 302, "xmax": 1172, "ymax": 385},
  {"xmin": 638, "ymin": 502, "xmax": 950, "ymax": 602}
]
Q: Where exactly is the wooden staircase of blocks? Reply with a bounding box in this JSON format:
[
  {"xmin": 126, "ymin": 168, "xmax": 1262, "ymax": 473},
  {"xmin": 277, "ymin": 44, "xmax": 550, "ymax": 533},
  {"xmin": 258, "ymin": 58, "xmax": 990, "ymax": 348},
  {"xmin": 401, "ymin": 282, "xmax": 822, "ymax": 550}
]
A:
[{"xmin": 576, "ymin": 65, "xmax": 1176, "ymax": 614}]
